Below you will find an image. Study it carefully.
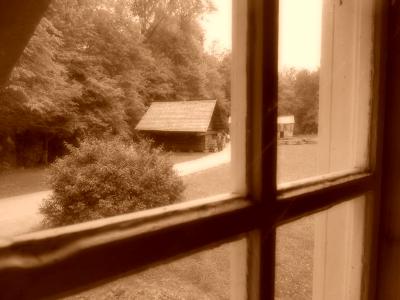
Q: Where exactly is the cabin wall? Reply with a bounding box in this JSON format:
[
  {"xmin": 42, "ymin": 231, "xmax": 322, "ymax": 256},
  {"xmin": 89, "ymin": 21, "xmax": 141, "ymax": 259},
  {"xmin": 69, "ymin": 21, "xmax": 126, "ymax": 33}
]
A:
[
  {"xmin": 209, "ymin": 109, "xmax": 228, "ymax": 133},
  {"xmin": 140, "ymin": 130, "xmax": 227, "ymax": 152},
  {"xmin": 205, "ymin": 131, "xmax": 226, "ymax": 152},
  {"xmin": 277, "ymin": 123, "xmax": 294, "ymax": 138},
  {"xmin": 205, "ymin": 134, "xmax": 217, "ymax": 152},
  {"xmin": 141, "ymin": 132, "xmax": 205, "ymax": 152}
]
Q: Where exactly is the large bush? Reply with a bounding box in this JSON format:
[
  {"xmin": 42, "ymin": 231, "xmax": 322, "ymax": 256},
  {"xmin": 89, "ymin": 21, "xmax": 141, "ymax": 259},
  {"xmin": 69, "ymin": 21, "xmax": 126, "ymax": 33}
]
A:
[{"xmin": 40, "ymin": 138, "xmax": 184, "ymax": 227}]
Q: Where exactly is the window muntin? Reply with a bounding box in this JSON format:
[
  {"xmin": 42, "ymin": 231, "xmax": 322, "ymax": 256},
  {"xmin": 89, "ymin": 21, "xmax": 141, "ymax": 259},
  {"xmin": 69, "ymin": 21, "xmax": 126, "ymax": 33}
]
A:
[{"xmin": 0, "ymin": 0, "xmax": 384, "ymax": 299}]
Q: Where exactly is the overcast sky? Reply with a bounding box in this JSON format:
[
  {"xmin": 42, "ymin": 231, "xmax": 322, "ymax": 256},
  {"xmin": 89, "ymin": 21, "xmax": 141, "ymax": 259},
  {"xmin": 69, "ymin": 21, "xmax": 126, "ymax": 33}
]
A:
[
  {"xmin": 201, "ymin": 0, "xmax": 232, "ymax": 53},
  {"xmin": 201, "ymin": 0, "xmax": 322, "ymax": 70}
]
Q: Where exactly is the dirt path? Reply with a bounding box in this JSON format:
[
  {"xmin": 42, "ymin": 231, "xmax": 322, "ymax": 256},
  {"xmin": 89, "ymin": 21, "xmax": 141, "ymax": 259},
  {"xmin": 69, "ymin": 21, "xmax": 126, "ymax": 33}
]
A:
[
  {"xmin": 0, "ymin": 191, "xmax": 50, "ymax": 237},
  {"xmin": 173, "ymin": 144, "xmax": 230, "ymax": 176},
  {"xmin": 0, "ymin": 146, "xmax": 231, "ymax": 239}
]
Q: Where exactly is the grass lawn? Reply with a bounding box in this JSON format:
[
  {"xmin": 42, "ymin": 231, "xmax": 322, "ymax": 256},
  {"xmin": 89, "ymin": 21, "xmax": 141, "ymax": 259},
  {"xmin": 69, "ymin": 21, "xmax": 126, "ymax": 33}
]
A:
[
  {"xmin": 277, "ymin": 143, "xmax": 319, "ymax": 183},
  {"xmin": 275, "ymin": 217, "xmax": 314, "ymax": 300},
  {"xmin": 0, "ymin": 167, "xmax": 48, "ymax": 198},
  {"xmin": 181, "ymin": 163, "xmax": 233, "ymax": 200}
]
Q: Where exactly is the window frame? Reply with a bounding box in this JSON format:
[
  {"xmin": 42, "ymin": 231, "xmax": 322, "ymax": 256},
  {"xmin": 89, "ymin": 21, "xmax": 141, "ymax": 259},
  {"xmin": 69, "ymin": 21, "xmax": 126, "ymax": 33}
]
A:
[{"xmin": 0, "ymin": 0, "xmax": 386, "ymax": 299}]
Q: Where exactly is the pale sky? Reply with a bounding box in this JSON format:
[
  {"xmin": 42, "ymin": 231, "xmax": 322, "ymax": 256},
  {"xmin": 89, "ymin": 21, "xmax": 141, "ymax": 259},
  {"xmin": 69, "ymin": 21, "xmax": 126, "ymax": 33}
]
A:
[
  {"xmin": 279, "ymin": 0, "xmax": 322, "ymax": 70},
  {"xmin": 201, "ymin": 0, "xmax": 232, "ymax": 54},
  {"xmin": 202, "ymin": 0, "xmax": 322, "ymax": 70}
]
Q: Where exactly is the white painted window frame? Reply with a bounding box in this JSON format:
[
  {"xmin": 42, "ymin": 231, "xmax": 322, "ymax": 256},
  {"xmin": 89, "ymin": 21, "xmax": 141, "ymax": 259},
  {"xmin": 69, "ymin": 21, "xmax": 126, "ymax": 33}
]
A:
[
  {"xmin": 313, "ymin": 0, "xmax": 384, "ymax": 299},
  {"xmin": 0, "ymin": 0, "xmax": 386, "ymax": 299}
]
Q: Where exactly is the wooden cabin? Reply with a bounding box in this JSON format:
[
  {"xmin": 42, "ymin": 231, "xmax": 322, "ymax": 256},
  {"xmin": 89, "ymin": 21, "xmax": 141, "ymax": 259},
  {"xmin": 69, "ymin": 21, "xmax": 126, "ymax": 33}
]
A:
[
  {"xmin": 277, "ymin": 115, "xmax": 295, "ymax": 138},
  {"xmin": 135, "ymin": 100, "xmax": 226, "ymax": 152}
]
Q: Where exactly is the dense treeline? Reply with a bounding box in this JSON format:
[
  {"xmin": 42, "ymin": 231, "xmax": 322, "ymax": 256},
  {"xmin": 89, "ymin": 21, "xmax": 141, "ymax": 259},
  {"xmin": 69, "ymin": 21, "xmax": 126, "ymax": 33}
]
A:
[
  {"xmin": 0, "ymin": 0, "xmax": 231, "ymax": 168},
  {"xmin": 278, "ymin": 68, "xmax": 319, "ymax": 135}
]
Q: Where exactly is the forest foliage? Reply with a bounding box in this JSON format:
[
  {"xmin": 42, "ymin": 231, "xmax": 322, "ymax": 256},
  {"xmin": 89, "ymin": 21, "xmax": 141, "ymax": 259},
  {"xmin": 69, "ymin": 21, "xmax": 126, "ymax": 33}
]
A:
[
  {"xmin": 278, "ymin": 68, "xmax": 319, "ymax": 135},
  {"xmin": 0, "ymin": 0, "xmax": 231, "ymax": 167},
  {"xmin": 0, "ymin": 0, "xmax": 320, "ymax": 169}
]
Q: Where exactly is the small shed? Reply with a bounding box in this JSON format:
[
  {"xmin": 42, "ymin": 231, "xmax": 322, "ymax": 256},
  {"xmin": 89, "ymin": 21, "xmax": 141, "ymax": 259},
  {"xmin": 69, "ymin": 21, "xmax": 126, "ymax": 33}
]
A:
[
  {"xmin": 135, "ymin": 100, "xmax": 226, "ymax": 152},
  {"xmin": 277, "ymin": 115, "xmax": 295, "ymax": 138}
]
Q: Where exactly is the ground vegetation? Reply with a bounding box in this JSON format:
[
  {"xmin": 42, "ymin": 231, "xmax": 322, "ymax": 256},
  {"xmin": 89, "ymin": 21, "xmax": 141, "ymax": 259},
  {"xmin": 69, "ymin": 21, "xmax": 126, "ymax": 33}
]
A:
[{"xmin": 40, "ymin": 137, "xmax": 184, "ymax": 227}]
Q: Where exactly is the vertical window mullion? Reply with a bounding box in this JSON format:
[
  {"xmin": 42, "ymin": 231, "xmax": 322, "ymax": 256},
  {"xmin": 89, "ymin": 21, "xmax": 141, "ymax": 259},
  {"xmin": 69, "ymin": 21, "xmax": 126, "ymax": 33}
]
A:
[{"xmin": 246, "ymin": 0, "xmax": 279, "ymax": 299}]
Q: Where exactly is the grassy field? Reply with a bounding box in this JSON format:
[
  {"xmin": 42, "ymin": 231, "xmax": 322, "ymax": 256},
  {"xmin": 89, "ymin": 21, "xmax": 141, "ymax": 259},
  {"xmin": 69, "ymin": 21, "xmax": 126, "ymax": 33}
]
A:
[
  {"xmin": 0, "ymin": 167, "xmax": 48, "ymax": 199},
  {"xmin": 275, "ymin": 217, "xmax": 314, "ymax": 300},
  {"xmin": 277, "ymin": 143, "xmax": 318, "ymax": 183},
  {"xmin": 0, "ymin": 144, "xmax": 317, "ymax": 299}
]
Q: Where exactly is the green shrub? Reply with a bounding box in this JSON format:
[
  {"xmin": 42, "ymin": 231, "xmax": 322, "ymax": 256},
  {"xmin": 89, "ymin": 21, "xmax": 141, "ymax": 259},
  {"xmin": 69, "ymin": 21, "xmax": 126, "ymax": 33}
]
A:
[{"xmin": 40, "ymin": 138, "xmax": 184, "ymax": 227}]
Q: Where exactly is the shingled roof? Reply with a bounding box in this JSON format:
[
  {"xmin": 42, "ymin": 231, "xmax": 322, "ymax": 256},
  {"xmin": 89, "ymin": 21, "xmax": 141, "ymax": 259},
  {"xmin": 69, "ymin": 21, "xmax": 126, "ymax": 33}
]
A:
[{"xmin": 135, "ymin": 100, "xmax": 217, "ymax": 133}]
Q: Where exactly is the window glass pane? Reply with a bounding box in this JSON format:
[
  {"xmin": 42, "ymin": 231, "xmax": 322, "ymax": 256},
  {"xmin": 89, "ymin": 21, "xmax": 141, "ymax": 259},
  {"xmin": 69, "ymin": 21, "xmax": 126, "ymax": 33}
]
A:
[
  {"xmin": 275, "ymin": 196, "xmax": 367, "ymax": 299},
  {"xmin": 277, "ymin": 0, "xmax": 322, "ymax": 185},
  {"xmin": 60, "ymin": 238, "xmax": 246, "ymax": 299},
  {"xmin": 277, "ymin": 0, "xmax": 375, "ymax": 185},
  {"xmin": 0, "ymin": 0, "xmax": 240, "ymax": 237}
]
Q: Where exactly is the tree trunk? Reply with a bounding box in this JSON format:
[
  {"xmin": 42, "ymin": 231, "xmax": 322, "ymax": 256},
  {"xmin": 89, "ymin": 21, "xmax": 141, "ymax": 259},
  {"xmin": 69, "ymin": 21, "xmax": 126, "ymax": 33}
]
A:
[
  {"xmin": 15, "ymin": 133, "xmax": 24, "ymax": 166},
  {"xmin": 42, "ymin": 134, "xmax": 49, "ymax": 165}
]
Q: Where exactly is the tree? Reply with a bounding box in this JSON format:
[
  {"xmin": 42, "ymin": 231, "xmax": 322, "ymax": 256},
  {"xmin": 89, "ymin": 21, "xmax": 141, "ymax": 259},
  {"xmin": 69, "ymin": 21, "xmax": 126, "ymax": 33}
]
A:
[
  {"xmin": 2, "ymin": 17, "xmax": 80, "ymax": 132},
  {"xmin": 293, "ymin": 69, "xmax": 319, "ymax": 134},
  {"xmin": 130, "ymin": 0, "xmax": 215, "ymax": 41},
  {"xmin": 0, "ymin": 16, "xmax": 81, "ymax": 165},
  {"xmin": 40, "ymin": 138, "xmax": 184, "ymax": 227},
  {"xmin": 48, "ymin": 0, "xmax": 148, "ymax": 134},
  {"xmin": 278, "ymin": 68, "xmax": 297, "ymax": 116},
  {"xmin": 131, "ymin": 0, "xmax": 220, "ymax": 101},
  {"xmin": 278, "ymin": 68, "xmax": 319, "ymax": 134},
  {"xmin": 218, "ymin": 52, "xmax": 231, "ymax": 100}
]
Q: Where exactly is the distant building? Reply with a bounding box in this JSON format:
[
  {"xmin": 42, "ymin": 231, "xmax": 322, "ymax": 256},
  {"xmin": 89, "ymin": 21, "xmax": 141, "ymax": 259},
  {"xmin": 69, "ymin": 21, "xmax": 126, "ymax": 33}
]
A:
[
  {"xmin": 277, "ymin": 115, "xmax": 295, "ymax": 138},
  {"xmin": 135, "ymin": 100, "xmax": 226, "ymax": 152}
]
